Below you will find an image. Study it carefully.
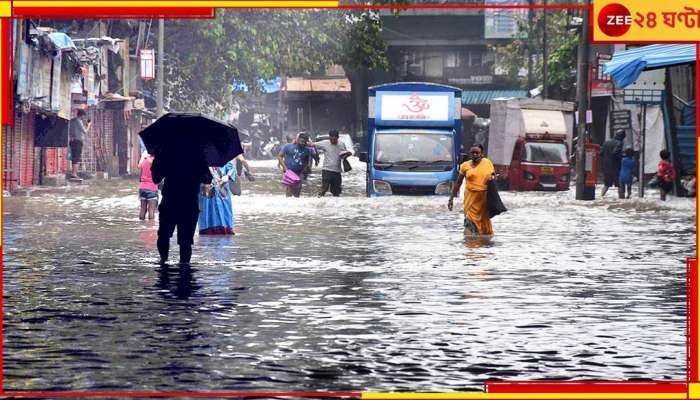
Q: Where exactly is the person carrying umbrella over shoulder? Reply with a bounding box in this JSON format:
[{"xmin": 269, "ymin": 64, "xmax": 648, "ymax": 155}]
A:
[
  {"xmin": 151, "ymin": 145, "xmax": 212, "ymax": 265},
  {"xmin": 140, "ymin": 112, "xmax": 243, "ymax": 265}
]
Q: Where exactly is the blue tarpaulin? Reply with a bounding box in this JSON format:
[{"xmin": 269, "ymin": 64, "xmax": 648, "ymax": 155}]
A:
[
  {"xmin": 232, "ymin": 77, "xmax": 281, "ymax": 93},
  {"xmin": 47, "ymin": 32, "xmax": 76, "ymax": 51},
  {"xmin": 602, "ymin": 44, "xmax": 696, "ymax": 88}
]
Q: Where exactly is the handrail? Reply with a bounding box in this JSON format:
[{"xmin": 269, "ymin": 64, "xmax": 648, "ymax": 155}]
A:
[{"xmin": 672, "ymin": 93, "xmax": 689, "ymax": 107}]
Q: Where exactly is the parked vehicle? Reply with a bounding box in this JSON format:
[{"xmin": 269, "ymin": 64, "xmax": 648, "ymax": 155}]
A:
[
  {"xmin": 487, "ymin": 98, "xmax": 574, "ymax": 191},
  {"xmin": 359, "ymin": 82, "xmax": 463, "ymax": 197},
  {"xmin": 261, "ymin": 137, "xmax": 281, "ymax": 159}
]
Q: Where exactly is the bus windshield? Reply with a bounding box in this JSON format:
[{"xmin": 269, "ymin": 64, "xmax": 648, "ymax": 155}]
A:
[{"xmin": 374, "ymin": 132, "xmax": 453, "ymax": 164}]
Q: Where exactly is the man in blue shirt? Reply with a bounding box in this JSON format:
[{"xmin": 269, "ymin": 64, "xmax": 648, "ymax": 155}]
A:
[{"xmin": 277, "ymin": 132, "xmax": 313, "ymax": 197}]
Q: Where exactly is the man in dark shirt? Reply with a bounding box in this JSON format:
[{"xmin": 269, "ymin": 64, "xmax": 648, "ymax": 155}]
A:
[
  {"xmin": 69, "ymin": 110, "xmax": 91, "ymax": 179},
  {"xmin": 151, "ymin": 150, "xmax": 212, "ymax": 264},
  {"xmin": 600, "ymin": 130, "xmax": 625, "ymax": 197}
]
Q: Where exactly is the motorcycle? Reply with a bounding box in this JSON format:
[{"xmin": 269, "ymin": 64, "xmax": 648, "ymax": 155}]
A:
[{"xmin": 261, "ymin": 138, "xmax": 281, "ymax": 159}]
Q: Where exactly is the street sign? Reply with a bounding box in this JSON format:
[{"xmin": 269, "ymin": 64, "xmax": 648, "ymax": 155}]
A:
[
  {"xmin": 590, "ymin": 53, "xmax": 614, "ymax": 97},
  {"xmin": 574, "ymin": 110, "xmax": 594, "ymax": 125},
  {"xmin": 140, "ymin": 49, "xmax": 155, "ymax": 80},
  {"xmin": 610, "ymin": 109, "xmax": 631, "ymax": 132}
]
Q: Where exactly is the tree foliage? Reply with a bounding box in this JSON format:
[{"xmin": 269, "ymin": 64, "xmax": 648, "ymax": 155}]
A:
[
  {"xmin": 153, "ymin": 9, "xmax": 393, "ymax": 117},
  {"xmin": 492, "ymin": 9, "xmax": 580, "ymax": 101}
]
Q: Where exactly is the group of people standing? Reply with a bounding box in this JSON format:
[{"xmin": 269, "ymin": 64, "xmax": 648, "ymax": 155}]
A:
[{"xmin": 600, "ymin": 130, "xmax": 676, "ymax": 201}]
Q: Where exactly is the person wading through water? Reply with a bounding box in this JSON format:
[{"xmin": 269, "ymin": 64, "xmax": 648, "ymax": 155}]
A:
[
  {"xmin": 152, "ymin": 146, "xmax": 212, "ymax": 265},
  {"xmin": 447, "ymin": 144, "xmax": 496, "ymax": 236},
  {"xmin": 600, "ymin": 130, "xmax": 625, "ymax": 197}
]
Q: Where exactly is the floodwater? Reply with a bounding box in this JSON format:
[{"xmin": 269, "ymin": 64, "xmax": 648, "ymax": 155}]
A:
[{"xmin": 2, "ymin": 159, "xmax": 695, "ymax": 393}]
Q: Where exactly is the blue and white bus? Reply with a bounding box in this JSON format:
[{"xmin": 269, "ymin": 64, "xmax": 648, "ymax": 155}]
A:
[{"xmin": 359, "ymin": 82, "xmax": 463, "ymax": 197}]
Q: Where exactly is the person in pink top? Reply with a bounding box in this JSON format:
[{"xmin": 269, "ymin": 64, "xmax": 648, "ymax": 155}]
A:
[
  {"xmin": 657, "ymin": 149, "xmax": 676, "ymax": 201},
  {"xmin": 138, "ymin": 152, "xmax": 159, "ymax": 220}
]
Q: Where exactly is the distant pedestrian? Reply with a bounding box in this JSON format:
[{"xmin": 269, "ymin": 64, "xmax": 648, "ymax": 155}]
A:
[
  {"xmin": 231, "ymin": 154, "xmax": 252, "ymax": 196},
  {"xmin": 278, "ymin": 132, "xmax": 314, "ymax": 197},
  {"xmin": 199, "ymin": 160, "xmax": 237, "ymax": 235},
  {"xmin": 300, "ymin": 132, "xmax": 319, "ymax": 181},
  {"xmin": 447, "ymin": 144, "xmax": 495, "ymax": 236},
  {"xmin": 618, "ymin": 148, "xmax": 634, "ymax": 199},
  {"xmin": 152, "ymin": 149, "xmax": 212, "ymax": 265},
  {"xmin": 682, "ymin": 176, "xmax": 696, "ymax": 197},
  {"xmin": 313, "ymin": 130, "xmax": 350, "ymax": 197},
  {"xmin": 600, "ymin": 130, "xmax": 625, "ymax": 197},
  {"xmin": 69, "ymin": 109, "xmax": 91, "ymax": 179},
  {"xmin": 657, "ymin": 149, "xmax": 676, "ymax": 201},
  {"xmin": 138, "ymin": 152, "xmax": 159, "ymax": 220},
  {"xmin": 278, "ymin": 135, "xmax": 296, "ymax": 170}
]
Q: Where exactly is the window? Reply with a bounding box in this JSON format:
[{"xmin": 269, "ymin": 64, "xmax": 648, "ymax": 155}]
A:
[
  {"xmin": 470, "ymin": 51, "xmax": 483, "ymax": 67},
  {"xmin": 445, "ymin": 52, "xmax": 459, "ymax": 68},
  {"xmin": 424, "ymin": 52, "xmax": 444, "ymax": 78},
  {"xmin": 404, "ymin": 51, "xmax": 423, "ymax": 77}
]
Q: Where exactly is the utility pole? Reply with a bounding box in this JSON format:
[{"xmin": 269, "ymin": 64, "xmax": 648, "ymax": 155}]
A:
[
  {"xmin": 542, "ymin": 0, "xmax": 548, "ymax": 99},
  {"xmin": 527, "ymin": 0, "xmax": 534, "ymax": 90},
  {"xmin": 574, "ymin": 2, "xmax": 591, "ymax": 200},
  {"xmin": 156, "ymin": 18, "xmax": 164, "ymax": 117}
]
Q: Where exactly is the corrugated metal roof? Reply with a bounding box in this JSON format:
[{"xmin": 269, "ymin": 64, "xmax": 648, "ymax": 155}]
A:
[
  {"xmin": 286, "ymin": 78, "xmax": 351, "ymax": 92},
  {"xmin": 461, "ymin": 90, "xmax": 528, "ymax": 105},
  {"xmin": 603, "ymin": 44, "xmax": 696, "ymax": 88}
]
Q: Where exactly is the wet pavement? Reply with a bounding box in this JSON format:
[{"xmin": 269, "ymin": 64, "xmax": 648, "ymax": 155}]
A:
[{"xmin": 2, "ymin": 159, "xmax": 695, "ymax": 393}]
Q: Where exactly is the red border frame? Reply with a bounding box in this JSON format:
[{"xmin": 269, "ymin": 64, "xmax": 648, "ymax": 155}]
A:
[
  {"xmin": 12, "ymin": 7, "xmax": 216, "ymax": 18},
  {"xmin": 1, "ymin": 1, "xmax": 697, "ymax": 398}
]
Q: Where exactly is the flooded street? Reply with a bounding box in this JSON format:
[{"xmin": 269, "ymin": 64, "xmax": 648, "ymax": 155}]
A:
[{"xmin": 3, "ymin": 159, "xmax": 695, "ymax": 393}]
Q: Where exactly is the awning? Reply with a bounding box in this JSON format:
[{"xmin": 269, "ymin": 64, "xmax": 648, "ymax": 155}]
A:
[
  {"xmin": 286, "ymin": 77, "xmax": 351, "ymax": 92},
  {"xmin": 48, "ymin": 32, "xmax": 76, "ymax": 51},
  {"xmin": 461, "ymin": 90, "xmax": 528, "ymax": 105},
  {"xmin": 602, "ymin": 44, "xmax": 696, "ymax": 88}
]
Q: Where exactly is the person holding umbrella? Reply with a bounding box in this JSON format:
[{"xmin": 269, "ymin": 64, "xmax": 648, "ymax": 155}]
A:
[
  {"xmin": 151, "ymin": 146, "xmax": 212, "ymax": 264},
  {"xmin": 140, "ymin": 112, "xmax": 244, "ymax": 264}
]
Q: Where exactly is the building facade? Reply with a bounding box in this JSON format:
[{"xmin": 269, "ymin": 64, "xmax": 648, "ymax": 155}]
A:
[{"xmin": 4, "ymin": 20, "xmax": 150, "ymax": 193}]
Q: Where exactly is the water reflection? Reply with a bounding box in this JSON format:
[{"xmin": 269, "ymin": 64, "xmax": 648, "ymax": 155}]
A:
[
  {"xmin": 156, "ymin": 264, "xmax": 199, "ymax": 300},
  {"xmin": 464, "ymin": 235, "xmax": 493, "ymax": 249},
  {"xmin": 2, "ymin": 159, "xmax": 694, "ymax": 392}
]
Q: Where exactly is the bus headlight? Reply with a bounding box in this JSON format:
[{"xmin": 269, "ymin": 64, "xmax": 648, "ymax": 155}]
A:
[
  {"xmin": 372, "ymin": 180, "xmax": 392, "ymax": 194},
  {"xmin": 560, "ymin": 174, "xmax": 570, "ymax": 182},
  {"xmin": 523, "ymin": 171, "xmax": 535, "ymax": 181},
  {"xmin": 435, "ymin": 181, "xmax": 452, "ymax": 195}
]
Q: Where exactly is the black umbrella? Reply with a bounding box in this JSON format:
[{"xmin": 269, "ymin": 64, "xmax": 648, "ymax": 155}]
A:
[{"xmin": 138, "ymin": 112, "xmax": 243, "ymax": 167}]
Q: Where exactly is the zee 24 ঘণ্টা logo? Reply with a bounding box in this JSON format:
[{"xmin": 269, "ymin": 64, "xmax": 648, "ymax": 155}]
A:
[
  {"xmin": 598, "ymin": 2, "xmax": 700, "ymax": 37},
  {"xmin": 399, "ymin": 93, "xmax": 430, "ymax": 120}
]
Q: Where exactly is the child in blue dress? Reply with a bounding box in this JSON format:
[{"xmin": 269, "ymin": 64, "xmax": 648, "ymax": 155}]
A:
[{"xmin": 618, "ymin": 148, "xmax": 635, "ymax": 199}]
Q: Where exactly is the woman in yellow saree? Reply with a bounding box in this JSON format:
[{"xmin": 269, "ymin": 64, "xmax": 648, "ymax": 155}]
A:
[{"xmin": 447, "ymin": 144, "xmax": 495, "ymax": 235}]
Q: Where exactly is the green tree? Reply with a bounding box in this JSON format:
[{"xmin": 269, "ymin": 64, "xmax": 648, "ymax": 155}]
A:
[
  {"xmin": 492, "ymin": 8, "xmax": 581, "ymax": 101},
  {"xmin": 151, "ymin": 8, "xmax": 394, "ymax": 118}
]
